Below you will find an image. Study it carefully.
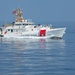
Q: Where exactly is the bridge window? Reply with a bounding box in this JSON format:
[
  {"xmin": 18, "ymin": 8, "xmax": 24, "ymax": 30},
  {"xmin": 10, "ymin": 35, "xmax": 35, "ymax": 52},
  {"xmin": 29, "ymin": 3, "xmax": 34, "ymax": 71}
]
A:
[
  {"xmin": 11, "ymin": 29, "xmax": 13, "ymax": 32},
  {"xmin": 8, "ymin": 29, "xmax": 10, "ymax": 31}
]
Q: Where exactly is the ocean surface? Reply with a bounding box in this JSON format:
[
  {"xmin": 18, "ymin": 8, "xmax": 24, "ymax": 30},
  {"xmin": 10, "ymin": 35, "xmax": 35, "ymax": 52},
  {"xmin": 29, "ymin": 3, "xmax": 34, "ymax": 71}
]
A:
[{"xmin": 0, "ymin": 22, "xmax": 75, "ymax": 75}]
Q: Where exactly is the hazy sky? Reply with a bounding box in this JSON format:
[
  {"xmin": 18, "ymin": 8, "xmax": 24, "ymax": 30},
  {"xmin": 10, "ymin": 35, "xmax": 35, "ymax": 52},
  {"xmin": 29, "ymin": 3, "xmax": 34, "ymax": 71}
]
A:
[{"xmin": 0, "ymin": 0, "xmax": 75, "ymax": 22}]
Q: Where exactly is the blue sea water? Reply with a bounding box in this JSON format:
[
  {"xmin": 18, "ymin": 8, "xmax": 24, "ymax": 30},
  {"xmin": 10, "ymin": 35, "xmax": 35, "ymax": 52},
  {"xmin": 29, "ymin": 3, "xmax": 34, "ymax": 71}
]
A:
[{"xmin": 0, "ymin": 22, "xmax": 75, "ymax": 75}]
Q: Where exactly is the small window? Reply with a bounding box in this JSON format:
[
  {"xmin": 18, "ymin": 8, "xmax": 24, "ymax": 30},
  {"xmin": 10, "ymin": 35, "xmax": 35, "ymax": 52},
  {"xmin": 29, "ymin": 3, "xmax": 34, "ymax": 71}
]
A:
[
  {"xmin": 11, "ymin": 29, "xmax": 13, "ymax": 32},
  {"xmin": 34, "ymin": 26, "xmax": 37, "ymax": 28}
]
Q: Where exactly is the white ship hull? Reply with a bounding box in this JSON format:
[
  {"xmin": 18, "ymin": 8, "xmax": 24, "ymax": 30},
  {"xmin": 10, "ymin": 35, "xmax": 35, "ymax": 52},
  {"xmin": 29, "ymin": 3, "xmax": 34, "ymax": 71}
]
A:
[{"xmin": 0, "ymin": 27, "xmax": 66, "ymax": 39}]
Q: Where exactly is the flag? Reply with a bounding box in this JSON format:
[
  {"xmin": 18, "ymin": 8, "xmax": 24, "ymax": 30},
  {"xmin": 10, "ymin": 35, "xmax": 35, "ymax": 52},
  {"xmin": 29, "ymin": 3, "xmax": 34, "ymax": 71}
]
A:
[{"xmin": 12, "ymin": 9, "xmax": 17, "ymax": 14}]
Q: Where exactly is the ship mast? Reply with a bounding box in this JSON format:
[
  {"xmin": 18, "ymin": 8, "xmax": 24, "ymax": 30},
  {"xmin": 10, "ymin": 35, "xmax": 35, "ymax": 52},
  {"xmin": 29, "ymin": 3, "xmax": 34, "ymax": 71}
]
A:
[
  {"xmin": 15, "ymin": 8, "xmax": 25, "ymax": 22},
  {"xmin": 12, "ymin": 8, "xmax": 34, "ymax": 24}
]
